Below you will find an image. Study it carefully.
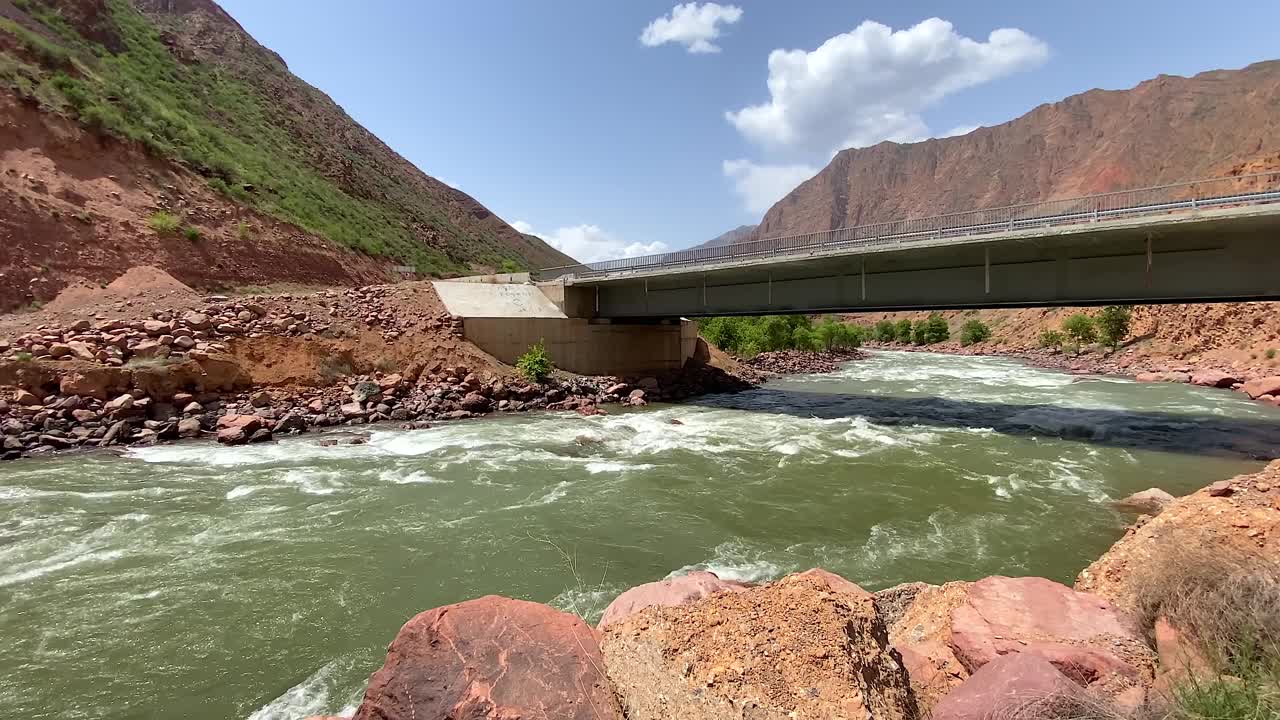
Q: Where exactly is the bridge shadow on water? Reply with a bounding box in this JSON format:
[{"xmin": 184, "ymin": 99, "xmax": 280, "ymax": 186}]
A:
[{"xmin": 686, "ymin": 387, "xmax": 1280, "ymax": 460}]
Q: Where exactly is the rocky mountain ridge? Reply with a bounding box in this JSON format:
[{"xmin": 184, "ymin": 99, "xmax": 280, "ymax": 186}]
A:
[
  {"xmin": 0, "ymin": 0, "xmax": 572, "ymax": 311},
  {"xmin": 752, "ymin": 60, "xmax": 1280, "ymax": 239}
]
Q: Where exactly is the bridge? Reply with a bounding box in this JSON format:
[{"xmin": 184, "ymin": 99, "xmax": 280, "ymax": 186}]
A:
[{"xmin": 537, "ymin": 173, "xmax": 1280, "ymax": 318}]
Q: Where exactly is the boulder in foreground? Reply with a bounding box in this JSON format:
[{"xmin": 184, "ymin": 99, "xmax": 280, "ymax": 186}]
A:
[
  {"xmin": 597, "ymin": 570, "xmax": 750, "ymax": 630},
  {"xmin": 600, "ymin": 570, "xmax": 917, "ymax": 720},
  {"xmin": 350, "ymin": 595, "xmax": 621, "ymax": 720},
  {"xmin": 929, "ymin": 653, "xmax": 1082, "ymax": 720},
  {"xmin": 950, "ymin": 576, "xmax": 1154, "ymax": 688}
]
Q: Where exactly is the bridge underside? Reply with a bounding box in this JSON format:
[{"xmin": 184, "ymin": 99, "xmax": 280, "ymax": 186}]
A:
[{"xmin": 573, "ymin": 210, "xmax": 1280, "ymax": 318}]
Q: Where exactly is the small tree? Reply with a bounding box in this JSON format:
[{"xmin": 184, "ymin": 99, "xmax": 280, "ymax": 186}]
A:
[
  {"xmin": 1095, "ymin": 306, "xmax": 1132, "ymax": 350},
  {"xmin": 960, "ymin": 319, "xmax": 992, "ymax": 346},
  {"xmin": 791, "ymin": 325, "xmax": 819, "ymax": 351},
  {"xmin": 1062, "ymin": 314, "xmax": 1098, "ymax": 345},
  {"xmin": 498, "ymin": 259, "xmax": 523, "ymax": 274},
  {"xmin": 924, "ymin": 314, "xmax": 950, "ymax": 344},
  {"xmin": 912, "ymin": 320, "xmax": 930, "ymax": 345},
  {"xmin": 895, "ymin": 319, "xmax": 915, "ymax": 344},
  {"xmin": 874, "ymin": 320, "xmax": 897, "ymax": 343},
  {"xmin": 516, "ymin": 340, "xmax": 554, "ymax": 382}
]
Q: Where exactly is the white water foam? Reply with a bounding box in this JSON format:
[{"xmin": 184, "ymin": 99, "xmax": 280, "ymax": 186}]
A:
[
  {"xmin": 246, "ymin": 660, "xmax": 360, "ymax": 720},
  {"xmin": 668, "ymin": 540, "xmax": 787, "ymax": 584}
]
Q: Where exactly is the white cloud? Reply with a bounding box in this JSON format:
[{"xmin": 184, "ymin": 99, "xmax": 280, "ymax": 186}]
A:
[
  {"xmin": 641, "ymin": 3, "xmax": 743, "ymax": 54},
  {"xmin": 940, "ymin": 124, "xmax": 981, "ymax": 138},
  {"xmin": 722, "ymin": 159, "xmax": 819, "ymax": 214},
  {"xmin": 513, "ymin": 220, "xmax": 668, "ymax": 263},
  {"xmin": 726, "ymin": 18, "xmax": 1047, "ymax": 154}
]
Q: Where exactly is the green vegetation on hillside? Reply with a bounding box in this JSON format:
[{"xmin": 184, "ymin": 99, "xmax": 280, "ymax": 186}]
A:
[
  {"xmin": 959, "ymin": 319, "xmax": 992, "ymax": 346},
  {"xmin": 700, "ymin": 315, "xmax": 865, "ymax": 358},
  {"xmin": 0, "ymin": 0, "xmax": 534, "ymax": 275}
]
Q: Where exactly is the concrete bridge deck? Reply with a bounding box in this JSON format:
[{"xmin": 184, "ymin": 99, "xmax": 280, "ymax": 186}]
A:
[{"xmin": 538, "ymin": 175, "xmax": 1280, "ymax": 318}]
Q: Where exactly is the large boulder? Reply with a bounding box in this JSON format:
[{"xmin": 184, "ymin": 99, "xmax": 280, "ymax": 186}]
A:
[
  {"xmin": 929, "ymin": 653, "xmax": 1082, "ymax": 720},
  {"xmin": 600, "ymin": 571, "xmax": 917, "ymax": 720},
  {"xmin": 598, "ymin": 571, "xmax": 750, "ymax": 630},
  {"xmin": 1241, "ymin": 376, "xmax": 1280, "ymax": 400},
  {"xmin": 1113, "ymin": 488, "xmax": 1176, "ymax": 515},
  {"xmin": 350, "ymin": 596, "xmax": 621, "ymax": 720},
  {"xmin": 881, "ymin": 581, "xmax": 974, "ymax": 714},
  {"xmin": 949, "ymin": 576, "xmax": 1154, "ymax": 687},
  {"xmin": 1078, "ymin": 462, "xmax": 1280, "ymax": 611},
  {"xmin": 1190, "ymin": 369, "xmax": 1240, "ymax": 389}
]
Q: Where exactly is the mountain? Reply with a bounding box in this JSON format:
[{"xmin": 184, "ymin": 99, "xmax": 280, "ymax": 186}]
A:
[
  {"xmin": 696, "ymin": 224, "xmax": 757, "ymax": 250},
  {"xmin": 0, "ymin": 0, "xmax": 572, "ymax": 310},
  {"xmin": 753, "ymin": 60, "xmax": 1280, "ymax": 240}
]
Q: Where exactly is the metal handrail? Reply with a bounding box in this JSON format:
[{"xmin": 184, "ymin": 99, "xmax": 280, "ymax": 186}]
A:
[{"xmin": 536, "ymin": 172, "xmax": 1280, "ymax": 281}]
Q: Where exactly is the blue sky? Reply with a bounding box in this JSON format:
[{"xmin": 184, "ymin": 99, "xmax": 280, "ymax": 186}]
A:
[{"xmin": 217, "ymin": 1, "xmax": 1280, "ymax": 261}]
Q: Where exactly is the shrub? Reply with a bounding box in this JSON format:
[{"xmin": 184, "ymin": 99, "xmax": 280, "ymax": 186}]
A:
[
  {"xmin": 1061, "ymin": 313, "xmax": 1097, "ymax": 345},
  {"xmin": 15, "ymin": 351, "xmax": 33, "ymax": 362},
  {"xmin": 183, "ymin": 226, "xmax": 201, "ymax": 241},
  {"xmin": 911, "ymin": 320, "xmax": 929, "ymax": 345},
  {"xmin": 1039, "ymin": 329, "xmax": 1064, "ymax": 348},
  {"xmin": 960, "ymin": 319, "xmax": 992, "ymax": 346},
  {"xmin": 237, "ymin": 221, "xmax": 251, "ymax": 240},
  {"xmin": 1268, "ymin": 349, "xmax": 1277, "ymax": 361},
  {"xmin": 147, "ymin": 211, "xmax": 179, "ymax": 233},
  {"xmin": 516, "ymin": 340, "xmax": 554, "ymax": 383},
  {"xmin": 498, "ymin": 259, "xmax": 522, "ymax": 274},
  {"xmin": 1095, "ymin": 306, "xmax": 1132, "ymax": 350},
  {"xmin": 923, "ymin": 313, "xmax": 950, "ymax": 344},
  {"xmin": 873, "ymin": 320, "xmax": 897, "ymax": 343},
  {"xmin": 894, "ymin": 319, "xmax": 914, "ymax": 344}
]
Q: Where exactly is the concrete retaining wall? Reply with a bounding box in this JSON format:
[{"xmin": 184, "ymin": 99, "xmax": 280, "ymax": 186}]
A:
[{"xmin": 464, "ymin": 318, "xmax": 697, "ymax": 376}]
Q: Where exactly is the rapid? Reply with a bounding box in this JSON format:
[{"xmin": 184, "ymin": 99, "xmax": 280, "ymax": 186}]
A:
[{"xmin": 3, "ymin": 350, "xmax": 1279, "ymax": 719}]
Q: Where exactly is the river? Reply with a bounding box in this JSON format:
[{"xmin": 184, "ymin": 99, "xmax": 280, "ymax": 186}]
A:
[{"xmin": 3, "ymin": 350, "xmax": 1279, "ymax": 719}]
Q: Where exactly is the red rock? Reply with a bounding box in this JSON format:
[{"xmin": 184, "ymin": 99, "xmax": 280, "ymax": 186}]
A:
[
  {"xmin": 1154, "ymin": 617, "xmax": 1214, "ymax": 679},
  {"xmin": 930, "ymin": 653, "xmax": 1082, "ymax": 720},
  {"xmin": 350, "ymin": 596, "xmax": 621, "ymax": 720},
  {"xmin": 1206, "ymin": 480, "xmax": 1235, "ymax": 497},
  {"xmin": 1190, "ymin": 370, "xmax": 1240, "ymax": 388},
  {"xmin": 598, "ymin": 571, "xmax": 750, "ymax": 630},
  {"xmin": 460, "ymin": 392, "xmax": 490, "ymax": 412},
  {"xmin": 576, "ymin": 404, "xmax": 606, "ymax": 416},
  {"xmin": 948, "ymin": 576, "xmax": 1150, "ymax": 684},
  {"xmin": 216, "ymin": 414, "xmax": 263, "ymax": 445},
  {"xmin": 1241, "ymin": 376, "xmax": 1280, "ymax": 399}
]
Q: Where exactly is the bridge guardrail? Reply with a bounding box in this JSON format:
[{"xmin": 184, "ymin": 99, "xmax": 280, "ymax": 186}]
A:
[{"xmin": 535, "ymin": 173, "xmax": 1280, "ymax": 282}]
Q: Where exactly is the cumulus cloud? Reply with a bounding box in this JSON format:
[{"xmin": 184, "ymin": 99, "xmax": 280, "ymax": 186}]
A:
[
  {"xmin": 726, "ymin": 18, "xmax": 1048, "ymax": 154},
  {"xmin": 722, "ymin": 159, "xmax": 819, "ymax": 214},
  {"xmin": 641, "ymin": 2, "xmax": 743, "ymax": 54},
  {"xmin": 513, "ymin": 221, "xmax": 668, "ymax": 263}
]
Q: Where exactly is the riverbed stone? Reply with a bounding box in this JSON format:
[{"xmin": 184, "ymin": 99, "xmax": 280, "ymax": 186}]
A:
[
  {"xmin": 350, "ymin": 595, "xmax": 621, "ymax": 720},
  {"xmin": 598, "ymin": 571, "xmax": 750, "ymax": 630},
  {"xmin": 601, "ymin": 572, "xmax": 917, "ymax": 720},
  {"xmin": 216, "ymin": 414, "xmax": 263, "ymax": 445}
]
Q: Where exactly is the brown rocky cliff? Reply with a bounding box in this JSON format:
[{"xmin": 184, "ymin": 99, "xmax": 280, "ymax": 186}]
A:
[
  {"xmin": 128, "ymin": 0, "xmax": 574, "ymax": 271},
  {"xmin": 755, "ymin": 61, "xmax": 1280, "ymax": 239}
]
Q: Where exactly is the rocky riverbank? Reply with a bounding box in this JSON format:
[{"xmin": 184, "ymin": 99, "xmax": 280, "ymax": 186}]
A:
[
  {"xmin": 303, "ymin": 464, "xmax": 1280, "ymax": 720},
  {"xmin": 0, "ymin": 270, "xmax": 764, "ymax": 461}
]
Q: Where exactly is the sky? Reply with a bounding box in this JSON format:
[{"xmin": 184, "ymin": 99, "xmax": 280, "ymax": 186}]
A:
[{"xmin": 216, "ymin": 1, "xmax": 1280, "ymax": 262}]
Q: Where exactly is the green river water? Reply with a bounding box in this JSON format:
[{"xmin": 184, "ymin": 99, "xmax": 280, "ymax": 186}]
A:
[{"xmin": 4, "ymin": 350, "xmax": 1280, "ymax": 719}]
